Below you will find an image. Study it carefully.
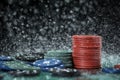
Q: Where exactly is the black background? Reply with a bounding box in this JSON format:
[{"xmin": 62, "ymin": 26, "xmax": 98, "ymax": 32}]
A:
[{"xmin": 0, "ymin": 0, "xmax": 120, "ymax": 55}]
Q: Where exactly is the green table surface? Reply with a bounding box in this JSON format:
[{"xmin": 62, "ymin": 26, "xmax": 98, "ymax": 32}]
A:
[{"xmin": 1, "ymin": 70, "xmax": 120, "ymax": 80}]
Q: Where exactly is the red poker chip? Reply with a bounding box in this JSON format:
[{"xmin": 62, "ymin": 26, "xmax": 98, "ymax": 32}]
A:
[
  {"xmin": 74, "ymin": 66, "xmax": 100, "ymax": 69},
  {"xmin": 114, "ymin": 64, "xmax": 120, "ymax": 69},
  {"xmin": 72, "ymin": 35, "xmax": 101, "ymax": 42},
  {"xmin": 74, "ymin": 62, "xmax": 100, "ymax": 66},
  {"xmin": 72, "ymin": 35, "xmax": 101, "ymax": 38},
  {"xmin": 72, "ymin": 53, "xmax": 100, "ymax": 56},
  {"xmin": 72, "ymin": 45, "xmax": 101, "ymax": 48},
  {"xmin": 72, "ymin": 49, "xmax": 101, "ymax": 52},
  {"xmin": 78, "ymin": 69, "xmax": 100, "ymax": 74},
  {"xmin": 72, "ymin": 42, "xmax": 101, "ymax": 45},
  {"xmin": 73, "ymin": 58, "xmax": 101, "ymax": 61},
  {"xmin": 72, "ymin": 58, "xmax": 101, "ymax": 61},
  {"xmin": 73, "ymin": 60, "xmax": 100, "ymax": 64},
  {"xmin": 74, "ymin": 64, "xmax": 101, "ymax": 67},
  {"xmin": 72, "ymin": 54, "xmax": 100, "ymax": 59},
  {"xmin": 72, "ymin": 39, "xmax": 101, "ymax": 43},
  {"xmin": 74, "ymin": 64, "xmax": 101, "ymax": 66},
  {"xmin": 72, "ymin": 48, "xmax": 101, "ymax": 53},
  {"xmin": 72, "ymin": 40, "xmax": 101, "ymax": 43},
  {"xmin": 72, "ymin": 46, "xmax": 102, "ymax": 49},
  {"xmin": 72, "ymin": 51, "xmax": 101, "ymax": 54},
  {"xmin": 73, "ymin": 47, "xmax": 101, "ymax": 50},
  {"xmin": 73, "ymin": 61, "xmax": 100, "ymax": 66}
]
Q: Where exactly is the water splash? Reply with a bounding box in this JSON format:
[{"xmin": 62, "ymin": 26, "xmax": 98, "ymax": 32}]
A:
[{"xmin": 0, "ymin": 0, "xmax": 120, "ymax": 67}]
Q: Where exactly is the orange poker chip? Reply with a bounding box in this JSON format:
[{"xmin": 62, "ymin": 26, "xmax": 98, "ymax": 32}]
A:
[{"xmin": 114, "ymin": 64, "xmax": 120, "ymax": 69}]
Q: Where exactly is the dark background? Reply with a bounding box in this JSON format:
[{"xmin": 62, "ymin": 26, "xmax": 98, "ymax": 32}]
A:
[{"xmin": 0, "ymin": 0, "xmax": 120, "ymax": 55}]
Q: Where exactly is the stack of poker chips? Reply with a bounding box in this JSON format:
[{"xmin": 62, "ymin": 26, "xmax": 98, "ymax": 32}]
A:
[
  {"xmin": 32, "ymin": 59, "xmax": 65, "ymax": 72},
  {"xmin": 44, "ymin": 50, "xmax": 73, "ymax": 68},
  {"xmin": 72, "ymin": 35, "xmax": 102, "ymax": 69}
]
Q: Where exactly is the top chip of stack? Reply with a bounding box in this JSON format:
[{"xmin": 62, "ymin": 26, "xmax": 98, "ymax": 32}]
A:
[
  {"xmin": 72, "ymin": 35, "xmax": 102, "ymax": 69},
  {"xmin": 44, "ymin": 50, "xmax": 73, "ymax": 68},
  {"xmin": 32, "ymin": 58, "xmax": 64, "ymax": 72}
]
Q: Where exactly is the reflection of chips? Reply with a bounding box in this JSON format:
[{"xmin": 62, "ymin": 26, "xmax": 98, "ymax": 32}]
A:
[
  {"xmin": 9, "ymin": 69, "xmax": 40, "ymax": 77},
  {"xmin": 0, "ymin": 75, "xmax": 3, "ymax": 79},
  {"xmin": 51, "ymin": 68, "xmax": 80, "ymax": 77},
  {"xmin": 76, "ymin": 77, "xmax": 92, "ymax": 80}
]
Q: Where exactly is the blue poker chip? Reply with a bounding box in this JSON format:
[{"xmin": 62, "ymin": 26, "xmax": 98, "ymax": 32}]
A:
[
  {"xmin": 102, "ymin": 68, "xmax": 120, "ymax": 74},
  {"xmin": 0, "ymin": 56, "xmax": 13, "ymax": 61},
  {"xmin": 41, "ymin": 64, "xmax": 65, "ymax": 72},
  {"xmin": 0, "ymin": 62, "xmax": 14, "ymax": 71},
  {"xmin": 0, "ymin": 64, "xmax": 15, "ymax": 71},
  {"xmin": 32, "ymin": 59, "xmax": 63, "ymax": 68}
]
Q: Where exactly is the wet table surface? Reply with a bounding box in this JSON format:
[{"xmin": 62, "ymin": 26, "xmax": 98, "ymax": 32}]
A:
[{"xmin": 1, "ymin": 69, "xmax": 120, "ymax": 80}]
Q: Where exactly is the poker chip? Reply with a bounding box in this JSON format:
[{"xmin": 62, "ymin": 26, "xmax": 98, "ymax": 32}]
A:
[
  {"xmin": 3, "ymin": 61, "xmax": 40, "ymax": 70},
  {"xmin": 72, "ymin": 35, "xmax": 101, "ymax": 43},
  {"xmin": 0, "ymin": 63, "xmax": 14, "ymax": 71},
  {"xmin": 72, "ymin": 35, "xmax": 102, "ymax": 69},
  {"xmin": 47, "ymin": 50, "xmax": 72, "ymax": 54},
  {"xmin": 41, "ymin": 64, "xmax": 65, "ymax": 72},
  {"xmin": 114, "ymin": 64, "xmax": 120, "ymax": 69},
  {"xmin": 0, "ymin": 56, "xmax": 13, "ymax": 61},
  {"xmin": 102, "ymin": 68, "xmax": 120, "ymax": 74},
  {"xmin": 15, "ymin": 52, "xmax": 44, "ymax": 62},
  {"xmin": 32, "ymin": 59, "xmax": 62, "ymax": 68},
  {"xmin": 44, "ymin": 56, "xmax": 72, "ymax": 61},
  {"xmin": 9, "ymin": 69, "xmax": 40, "ymax": 77},
  {"xmin": 51, "ymin": 68, "xmax": 80, "ymax": 77}
]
